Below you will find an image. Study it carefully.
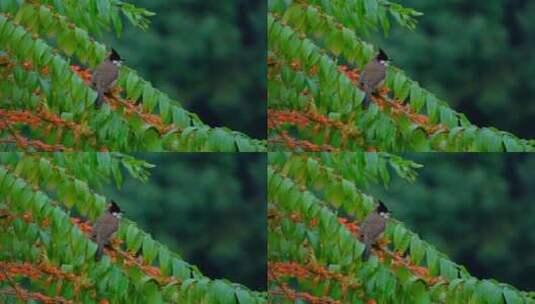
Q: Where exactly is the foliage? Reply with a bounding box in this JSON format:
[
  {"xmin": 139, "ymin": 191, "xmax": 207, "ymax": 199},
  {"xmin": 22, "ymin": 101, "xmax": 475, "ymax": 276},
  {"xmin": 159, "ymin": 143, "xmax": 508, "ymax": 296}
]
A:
[
  {"xmin": 107, "ymin": 0, "xmax": 267, "ymax": 140},
  {"xmin": 379, "ymin": 0, "xmax": 535, "ymax": 140},
  {"xmin": 0, "ymin": 152, "xmax": 267, "ymax": 303},
  {"xmin": 0, "ymin": 0, "xmax": 265, "ymax": 152},
  {"xmin": 268, "ymin": 152, "xmax": 534, "ymax": 303},
  {"xmin": 375, "ymin": 153, "xmax": 535, "ymax": 292},
  {"xmin": 267, "ymin": 0, "xmax": 535, "ymax": 152},
  {"xmin": 104, "ymin": 153, "xmax": 267, "ymax": 291}
]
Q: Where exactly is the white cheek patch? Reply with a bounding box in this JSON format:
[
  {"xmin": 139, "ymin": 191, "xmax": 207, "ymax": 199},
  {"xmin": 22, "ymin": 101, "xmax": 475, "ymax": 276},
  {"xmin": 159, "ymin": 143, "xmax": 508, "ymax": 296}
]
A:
[
  {"xmin": 112, "ymin": 212, "xmax": 122, "ymax": 219},
  {"xmin": 112, "ymin": 60, "xmax": 122, "ymax": 67}
]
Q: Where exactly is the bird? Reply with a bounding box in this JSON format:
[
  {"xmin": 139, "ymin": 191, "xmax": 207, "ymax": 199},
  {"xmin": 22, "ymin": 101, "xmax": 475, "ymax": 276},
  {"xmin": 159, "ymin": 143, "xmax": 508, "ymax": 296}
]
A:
[
  {"xmin": 359, "ymin": 48, "xmax": 390, "ymax": 108},
  {"xmin": 91, "ymin": 200, "xmax": 122, "ymax": 261},
  {"xmin": 358, "ymin": 200, "xmax": 390, "ymax": 261},
  {"xmin": 91, "ymin": 48, "xmax": 123, "ymax": 109}
]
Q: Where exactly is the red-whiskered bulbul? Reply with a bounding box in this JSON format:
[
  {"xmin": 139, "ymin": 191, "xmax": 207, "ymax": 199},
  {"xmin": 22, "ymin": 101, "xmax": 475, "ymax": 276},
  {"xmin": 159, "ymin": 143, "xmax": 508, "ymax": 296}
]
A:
[
  {"xmin": 91, "ymin": 48, "xmax": 122, "ymax": 109},
  {"xmin": 91, "ymin": 200, "xmax": 122, "ymax": 261},
  {"xmin": 359, "ymin": 49, "xmax": 390, "ymax": 108},
  {"xmin": 359, "ymin": 201, "xmax": 390, "ymax": 261}
]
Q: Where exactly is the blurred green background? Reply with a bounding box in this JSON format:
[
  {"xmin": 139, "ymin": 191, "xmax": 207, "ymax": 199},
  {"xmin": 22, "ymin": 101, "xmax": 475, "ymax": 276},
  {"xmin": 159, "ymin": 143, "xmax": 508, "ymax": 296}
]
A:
[
  {"xmin": 103, "ymin": 153, "xmax": 266, "ymax": 290},
  {"xmin": 371, "ymin": 154, "xmax": 535, "ymax": 290},
  {"xmin": 106, "ymin": 0, "xmax": 266, "ymax": 139},
  {"xmin": 376, "ymin": 0, "xmax": 535, "ymax": 139}
]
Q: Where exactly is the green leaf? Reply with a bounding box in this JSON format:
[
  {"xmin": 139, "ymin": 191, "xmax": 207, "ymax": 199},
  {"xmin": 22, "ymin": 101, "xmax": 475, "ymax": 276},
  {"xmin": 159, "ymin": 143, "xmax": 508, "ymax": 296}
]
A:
[
  {"xmin": 409, "ymin": 83, "xmax": 425, "ymax": 112},
  {"xmin": 142, "ymin": 127, "xmax": 163, "ymax": 151},
  {"xmin": 503, "ymin": 288, "xmax": 522, "ymax": 304},
  {"xmin": 172, "ymin": 107, "xmax": 191, "ymax": 128},
  {"xmin": 475, "ymin": 128, "xmax": 503, "ymax": 152},
  {"xmin": 425, "ymin": 247, "xmax": 439, "ymax": 276},
  {"xmin": 439, "ymin": 107, "xmax": 458, "ymax": 128},
  {"xmin": 159, "ymin": 249, "xmax": 171, "ymax": 275},
  {"xmin": 503, "ymin": 136, "xmax": 523, "ymax": 152},
  {"xmin": 236, "ymin": 137, "xmax": 257, "ymax": 152},
  {"xmin": 425, "ymin": 94, "xmax": 439, "ymax": 124},
  {"xmin": 439, "ymin": 258, "xmax": 458, "ymax": 280},
  {"xmin": 111, "ymin": 10, "xmax": 123, "ymax": 35},
  {"xmin": 143, "ymin": 281, "xmax": 164, "ymax": 304},
  {"xmin": 411, "ymin": 280, "xmax": 431, "ymax": 304},
  {"xmin": 58, "ymin": 29, "xmax": 76, "ymax": 56},
  {"xmin": 142, "ymin": 237, "xmax": 157, "ymax": 264},
  {"xmin": 409, "ymin": 236, "xmax": 425, "ymax": 264},
  {"xmin": 207, "ymin": 129, "xmax": 236, "ymax": 152},
  {"xmin": 111, "ymin": 161, "xmax": 123, "ymax": 189},
  {"xmin": 410, "ymin": 128, "xmax": 431, "ymax": 151},
  {"xmin": 96, "ymin": 0, "xmax": 111, "ymax": 23},
  {"xmin": 236, "ymin": 288, "xmax": 254, "ymax": 304},
  {"xmin": 363, "ymin": 0, "xmax": 379, "ymax": 21},
  {"xmin": 142, "ymin": 83, "xmax": 157, "ymax": 112},
  {"xmin": 210, "ymin": 281, "xmax": 237, "ymax": 304},
  {"xmin": 159, "ymin": 97, "xmax": 171, "ymax": 122},
  {"xmin": 172, "ymin": 259, "xmax": 191, "ymax": 280},
  {"xmin": 476, "ymin": 280, "xmax": 503, "ymax": 304},
  {"xmin": 126, "ymin": 225, "xmax": 140, "ymax": 252},
  {"xmin": 126, "ymin": 72, "xmax": 139, "ymax": 98},
  {"xmin": 378, "ymin": 7, "xmax": 391, "ymax": 36}
]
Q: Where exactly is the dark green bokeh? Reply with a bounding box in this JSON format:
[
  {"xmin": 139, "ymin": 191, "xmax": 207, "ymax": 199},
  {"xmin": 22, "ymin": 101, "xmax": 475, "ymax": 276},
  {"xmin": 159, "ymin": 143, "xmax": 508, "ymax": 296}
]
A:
[
  {"xmin": 103, "ymin": 153, "xmax": 267, "ymax": 290},
  {"xmin": 108, "ymin": 0, "xmax": 266, "ymax": 139},
  {"xmin": 376, "ymin": 0, "xmax": 535, "ymax": 138},
  {"xmin": 372, "ymin": 154, "xmax": 535, "ymax": 290}
]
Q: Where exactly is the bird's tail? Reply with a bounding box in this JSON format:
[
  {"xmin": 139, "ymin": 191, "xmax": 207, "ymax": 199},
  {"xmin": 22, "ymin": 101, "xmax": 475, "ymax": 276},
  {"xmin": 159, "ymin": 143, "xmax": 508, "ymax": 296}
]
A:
[
  {"xmin": 95, "ymin": 235, "xmax": 104, "ymax": 261},
  {"xmin": 95, "ymin": 91, "xmax": 105, "ymax": 109},
  {"xmin": 95, "ymin": 244, "xmax": 103, "ymax": 261},
  {"xmin": 362, "ymin": 243, "xmax": 371, "ymax": 261},
  {"xmin": 362, "ymin": 93, "xmax": 371, "ymax": 108}
]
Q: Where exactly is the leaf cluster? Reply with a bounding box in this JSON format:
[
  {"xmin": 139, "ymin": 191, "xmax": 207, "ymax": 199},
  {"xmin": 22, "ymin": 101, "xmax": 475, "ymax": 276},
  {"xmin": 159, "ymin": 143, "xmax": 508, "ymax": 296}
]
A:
[
  {"xmin": 0, "ymin": 1, "xmax": 265, "ymax": 151},
  {"xmin": 0, "ymin": 152, "xmax": 267, "ymax": 303},
  {"xmin": 268, "ymin": 152, "xmax": 532, "ymax": 303},
  {"xmin": 267, "ymin": 0, "xmax": 535, "ymax": 151}
]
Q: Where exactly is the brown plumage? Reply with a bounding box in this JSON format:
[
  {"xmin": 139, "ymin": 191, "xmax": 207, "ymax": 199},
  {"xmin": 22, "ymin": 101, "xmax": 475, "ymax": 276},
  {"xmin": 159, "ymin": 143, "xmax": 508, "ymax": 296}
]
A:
[
  {"xmin": 91, "ymin": 60, "xmax": 118, "ymax": 108},
  {"xmin": 359, "ymin": 60, "xmax": 386, "ymax": 108},
  {"xmin": 358, "ymin": 202, "xmax": 389, "ymax": 260},
  {"xmin": 359, "ymin": 49, "xmax": 389, "ymax": 108},
  {"xmin": 91, "ymin": 49, "xmax": 121, "ymax": 109},
  {"xmin": 91, "ymin": 201, "xmax": 121, "ymax": 260}
]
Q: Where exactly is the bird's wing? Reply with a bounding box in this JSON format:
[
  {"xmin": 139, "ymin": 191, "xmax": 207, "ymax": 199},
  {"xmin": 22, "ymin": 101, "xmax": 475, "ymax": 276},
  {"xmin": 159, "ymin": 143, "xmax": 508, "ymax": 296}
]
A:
[
  {"xmin": 93, "ymin": 61, "xmax": 118, "ymax": 89},
  {"xmin": 109, "ymin": 218, "xmax": 119, "ymax": 238},
  {"xmin": 360, "ymin": 213, "xmax": 385, "ymax": 242},
  {"xmin": 359, "ymin": 214, "xmax": 372, "ymax": 243},
  {"xmin": 90, "ymin": 63, "xmax": 102, "ymax": 89},
  {"xmin": 98, "ymin": 214, "xmax": 118, "ymax": 240},
  {"xmin": 359, "ymin": 66, "xmax": 367, "ymax": 88},
  {"xmin": 91, "ymin": 217, "xmax": 102, "ymax": 240},
  {"xmin": 368, "ymin": 221, "xmax": 386, "ymax": 242},
  {"xmin": 363, "ymin": 61, "xmax": 386, "ymax": 89}
]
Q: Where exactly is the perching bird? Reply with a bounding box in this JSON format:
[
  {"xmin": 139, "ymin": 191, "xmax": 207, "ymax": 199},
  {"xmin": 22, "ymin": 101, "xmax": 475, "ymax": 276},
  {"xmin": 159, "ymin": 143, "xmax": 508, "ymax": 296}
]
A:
[
  {"xmin": 91, "ymin": 48, "xmax": 122, "ymax": 109},
  {"xmin": 359, "ymin": 49, "xmax": 390, "ymax": 108},
  {"xmin": 91, "ymin": 200, "xmax": 122, "ymax": 261},
  {"xmin": 359, "ymin": 201, "xmax": 390, "ymax": 261}
]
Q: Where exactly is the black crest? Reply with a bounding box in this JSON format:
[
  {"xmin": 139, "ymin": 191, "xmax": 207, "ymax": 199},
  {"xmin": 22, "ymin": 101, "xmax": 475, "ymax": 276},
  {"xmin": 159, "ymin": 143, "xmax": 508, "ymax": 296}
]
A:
[
  {"xmin": 377, "ymin": 48, "xmax": 389, "ymax": 62},
  {"xmin": 377, "ymin": 200, "xmax": 389, "ymax": 213},
  {"xmin": 110, "ymin": 48, "xmax": 122, "ymax": 61},
  {"xmin": 109, "ymin": 200, "xmax": 122, "ymax": 213}
]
